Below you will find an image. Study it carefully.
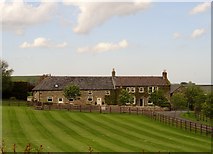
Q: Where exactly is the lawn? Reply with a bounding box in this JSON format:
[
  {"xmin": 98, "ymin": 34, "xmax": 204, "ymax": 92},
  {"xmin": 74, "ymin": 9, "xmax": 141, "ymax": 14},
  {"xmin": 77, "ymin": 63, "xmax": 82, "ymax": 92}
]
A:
[
  {"xmin": 2, "ymin": 105, "xmax": 212, "ymax": 152},
  {"xmin": 180, "ymin": 111, "xmax": 212, "ymax": 126}
]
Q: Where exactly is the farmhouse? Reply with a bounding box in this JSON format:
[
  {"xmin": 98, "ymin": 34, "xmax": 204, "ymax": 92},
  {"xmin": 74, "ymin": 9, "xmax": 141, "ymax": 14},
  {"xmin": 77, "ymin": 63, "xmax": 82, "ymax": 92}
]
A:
[{"xmin": 32, "ymin": 69, "xmax": 170, "ymax": 106}]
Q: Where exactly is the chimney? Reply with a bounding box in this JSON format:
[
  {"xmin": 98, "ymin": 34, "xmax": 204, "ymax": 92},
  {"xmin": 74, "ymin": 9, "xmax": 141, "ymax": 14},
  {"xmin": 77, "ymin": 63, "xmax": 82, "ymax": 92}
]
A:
[
  {"xmin": 162, "ymin": 70, "xmax": 167, "ymax": 80},
  {"xmin": 112, "ymin": 68, "xmax": 116, "ymax": 77}
]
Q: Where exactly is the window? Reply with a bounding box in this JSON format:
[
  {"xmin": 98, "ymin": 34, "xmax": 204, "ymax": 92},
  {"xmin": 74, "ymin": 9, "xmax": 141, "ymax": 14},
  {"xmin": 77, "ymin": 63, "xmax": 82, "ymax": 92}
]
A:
[
  {"xmin": 69, "ymin": 98, "xmax": 74, "ymax": 102},
  {"xmin": 126, "ymin": 87, "xmax": 135, "ymax": 93},
  {"xmin": 87, "ymin": 96, "xmax": 93, "ymax": 102},
  {"xmin": 88, "ymin": 91, "xmax": 93, "ymax": 95},
  {"xmin": 58, "ymin": 98, "xmax": 63, "ymax": 102},
  {"xmin": 148, "ymin": 87, "xmax": 153, "ymax": 94},
  {"xmin": 153, "ymin": 87, "xmax": 159, "ymax": 92},
  {"xmin": 132, "ymin": 96, "xmax": 136, "ymax": 105},
  {"xmin": 105, "ymin": 91, "xmax": 110, "ymax": 95},
  {"xmin": 148, "ymin": 98, "xmax": 153, "ymax": 105},
  {"xmin": 138, "ymin": 87, "xmax": 144, "ymax": 93},
  {"xmin": 130, "ymin": 87, "xmax": 135, "ymax": 93},
  {"xmin": 126, "ymin": 87, "xmax": 131, "ymax": 92},
  {"xmin": 54, "ymin": 84, "xmax": 59, "ymax": 88},
  {"xmin": 47, "ymin": 97, "xmax": 53, "ymax": 102}
]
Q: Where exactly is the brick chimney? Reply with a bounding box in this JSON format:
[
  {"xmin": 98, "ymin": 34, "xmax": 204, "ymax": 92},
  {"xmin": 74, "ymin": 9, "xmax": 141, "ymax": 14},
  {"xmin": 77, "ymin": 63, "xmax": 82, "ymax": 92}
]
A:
[
  {"xmin": 112, "ymin": 68, "xmax": 116, "ymax": 77},
  {"xmin": 162, "ymin": 70, "xmax": 167, "ymax": 80}
]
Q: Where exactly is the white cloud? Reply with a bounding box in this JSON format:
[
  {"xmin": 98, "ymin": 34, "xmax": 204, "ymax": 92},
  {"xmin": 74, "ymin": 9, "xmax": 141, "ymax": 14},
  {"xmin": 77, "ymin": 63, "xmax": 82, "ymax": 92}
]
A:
[
  {"xmin": 64, "ymin": 1, "xmax": 151, "ymax": 34},
  {"xmin": 173, "ymin": 32, "xmax": 182, "ymax": 39},
  {"xmin": 0, "ymin": 0, "xmax": 56, "ymax": 34},
  {"xmin": 191, "ymin": 28, "xmax": 205, "ymax": 39},
  {"xmin": 77, "ymin": 40, "xmax": 128, "ymax": 53},
  {"xmin": 19, "ymin": 37, "xmax": 68, "ymax": 48},
  {"xmin": 189, "ymin": 2, "xmax": 211, "ymax": 15}
]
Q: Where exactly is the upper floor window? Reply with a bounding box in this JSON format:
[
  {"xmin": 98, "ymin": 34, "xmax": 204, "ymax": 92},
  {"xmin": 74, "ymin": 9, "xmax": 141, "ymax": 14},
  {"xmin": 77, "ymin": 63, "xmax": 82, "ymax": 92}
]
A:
[
  {"xmin": 126, "ymin": 87, "xmax": 135, "ymax": 93},
  {"xmin": 148, "ymin": 86, "xmax": 159, "ymax": 94},
  {"xmin": 88, "ymin": 91, "xmax": 93, "ymax": 95},
  {"xmin": 138, "ymin": 87, "xmax": 144, "ymax": 93},
  {"xmin": 105, "ymin": 91, "xmax": 110, "ymax": 95}
]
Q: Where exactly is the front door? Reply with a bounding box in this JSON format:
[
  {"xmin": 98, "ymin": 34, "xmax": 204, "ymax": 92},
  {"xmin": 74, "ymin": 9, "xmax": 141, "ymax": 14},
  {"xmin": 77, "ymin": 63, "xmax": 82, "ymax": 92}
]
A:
[
  {"xmin": 139, "ymin": 98, "xmax": 144, "ymax": 106},
  {"xmin": 97, "ymin": 98, "xmax": 102, "ymax": 105}
]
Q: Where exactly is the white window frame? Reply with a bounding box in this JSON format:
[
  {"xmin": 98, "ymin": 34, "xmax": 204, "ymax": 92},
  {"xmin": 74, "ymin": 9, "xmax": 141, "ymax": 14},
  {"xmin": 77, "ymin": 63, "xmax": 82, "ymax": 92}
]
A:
[
  {"xmin": 148, "ymin": 87, "xmax": 153, "ymax": 94},
  {"xmin": 69, "ymin": 98, "xmax": 74, "ymax": 102},
  {"xmin": 58, "ymin": 98, "xmax": 63, "ymax": 103},
  {"xmin": 138, "ymin": 87, "xmax": 144, "ymax": 93},
  {"xmin": 148, "ymin": 98, "xmax": 153, "ymax": 105},
  {"xmin": 47, "ymin": 96, "xmax": 53, "ymax": 102},
  {"xmin": 87, "ymin": 96, "xmax": 93, "ymax": 102},
  {"xmin": 126, "ymin": 87, "xmax": 131, "ymax": 92},
  {"xmin": 105, "ymin": 90, "xmax": 110, "ymax": 95},
  {"xmin": 130, "ymin": 87, "xmax": 135, "ymax": 93},
  {"xmin": 88, "ymin": 91, "xmax": 93, "ymax": 95}
]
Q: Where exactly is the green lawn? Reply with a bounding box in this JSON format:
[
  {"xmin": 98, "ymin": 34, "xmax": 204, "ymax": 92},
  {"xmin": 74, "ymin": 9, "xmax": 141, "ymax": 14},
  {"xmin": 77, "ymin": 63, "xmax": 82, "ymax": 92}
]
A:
[
  {"xmin": 2, "ymin": 105, "xmax": 212, "ymax": 152},
  {"xmin": 180, "ymin": 111, "xmax": 212, "ymax": 126}
]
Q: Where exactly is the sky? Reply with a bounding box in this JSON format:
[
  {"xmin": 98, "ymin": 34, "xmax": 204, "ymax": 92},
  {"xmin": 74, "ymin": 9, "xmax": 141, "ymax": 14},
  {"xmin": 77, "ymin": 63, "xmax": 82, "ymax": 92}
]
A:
[{"xmin": 0, "ymin": 0, "xmax": 212, "ymax": 84}]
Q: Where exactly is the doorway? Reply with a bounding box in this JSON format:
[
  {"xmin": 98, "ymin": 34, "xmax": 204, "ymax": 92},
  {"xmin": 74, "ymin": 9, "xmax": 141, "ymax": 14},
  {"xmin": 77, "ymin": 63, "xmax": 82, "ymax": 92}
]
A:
[
  {"xmin": 97, "ymin": 98, "xmax": 102, "ymax": 105},
  {"xmin": 139, "ymin": 98, "xmax": 144, "ymax": 106}
]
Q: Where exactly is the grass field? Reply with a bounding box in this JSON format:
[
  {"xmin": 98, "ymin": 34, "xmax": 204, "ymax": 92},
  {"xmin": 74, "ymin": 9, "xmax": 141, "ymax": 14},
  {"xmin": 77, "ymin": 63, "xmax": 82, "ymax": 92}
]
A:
[
  {"xmin": 180, "ymin": 111, "xmax": 212, "ymax": 126},
  {"xmin": 2, "ymin": 105, "xmax": 212, "ymax": 152}
]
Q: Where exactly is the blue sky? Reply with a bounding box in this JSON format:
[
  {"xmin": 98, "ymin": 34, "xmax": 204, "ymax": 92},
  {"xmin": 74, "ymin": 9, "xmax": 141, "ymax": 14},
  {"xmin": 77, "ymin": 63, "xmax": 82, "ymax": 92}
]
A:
[{"xmin": 1, "ymin": 0, "xmax": 211, "ymax": 84}]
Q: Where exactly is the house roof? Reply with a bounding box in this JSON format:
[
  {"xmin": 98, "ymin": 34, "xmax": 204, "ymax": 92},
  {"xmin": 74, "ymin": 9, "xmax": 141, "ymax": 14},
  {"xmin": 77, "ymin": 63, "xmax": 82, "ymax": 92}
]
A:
[
  {"xmin": 170, "ymin": 84, "xmax": 182, "ymax": 94},
  {"xmin": 32, "ymin": 76, "xmax": 114, "ymax": 91},
  {"xmin": 114, "ymin": 76, "xmax": 170, "ymax": 87}
]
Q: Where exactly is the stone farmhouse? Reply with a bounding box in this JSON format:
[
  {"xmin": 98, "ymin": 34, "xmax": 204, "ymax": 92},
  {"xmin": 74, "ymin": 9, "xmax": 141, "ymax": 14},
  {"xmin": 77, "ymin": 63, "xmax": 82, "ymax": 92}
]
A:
[{"xmin": 32, "ymin": 69, "xmax": 170, "ymax": 106}]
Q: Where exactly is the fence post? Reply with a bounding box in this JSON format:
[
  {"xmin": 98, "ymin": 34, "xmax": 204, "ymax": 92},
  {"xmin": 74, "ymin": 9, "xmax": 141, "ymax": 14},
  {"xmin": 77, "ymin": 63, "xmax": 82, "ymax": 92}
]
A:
[
  {"xmin": 109, "ymin": 106, "xmax": 111, "ymax": 113},
  {"xmin": 206, "ymin": 125, "xmax": 208, "ymax": 136},
  {"xmin": 80, "ymin": 105, "xmax": 81, "ymax": 112},
  {"xmin": 190, "ymin": 122, "xmax": 192, "ymax": 132},
  {"xmin": 195, "ymin": 123, "xmax": 197, "ymax": 133},
  {"xmin": 185, "ymin": 120, "xmax": 187, "ymax": 130},
  {"xmin": 137, "ymin": 107, "xmax": 138, "ymax": 115},
  {"xmin": 90, "ymin": 105, "xmax": 92, "ymax": 113},
  {"xmin": 100, "ymin": 106, "xmax": 102, "ymax": 113},
  {"xmin": 129, "ymin": 107, "xmax": 131, "ymax": 114},
  {"xmin": 180, "ymin": 120, "xmax": 182, "ymax": 129},
  {"xmin": 120, "ymin": 106, "xmax": 121, "ymax": 114},
  {"xmin": 200, "ymin": 124, "xmax": 202, "ymax": 135}
]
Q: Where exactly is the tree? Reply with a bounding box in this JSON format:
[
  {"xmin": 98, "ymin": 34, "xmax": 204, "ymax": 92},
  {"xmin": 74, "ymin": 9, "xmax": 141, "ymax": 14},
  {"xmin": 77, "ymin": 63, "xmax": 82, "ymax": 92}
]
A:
[
  {"xmin": 149, "ymin": 90, "xmax": 168, "ymax": 107},
  {"xmin": 171, "ymin": 92, "xmax": 187, "ymax": 111},
  {"xmin": 63, "ymin": 84, "xmax": 81, "ymax": 101},
  {"xmin": 202, "ymin": 93, "xmax": 213, "ymax": 118},
  {"xmin": 118, "ymin": 89, "xmax": 134, "ymax": 105},
  {"xmin": 0, "ymin": 59, "xmax": 13, "ymax": 98},
  {"xmin": 184, "ymin": 84, "xmax": 205, "ymax": 111}
]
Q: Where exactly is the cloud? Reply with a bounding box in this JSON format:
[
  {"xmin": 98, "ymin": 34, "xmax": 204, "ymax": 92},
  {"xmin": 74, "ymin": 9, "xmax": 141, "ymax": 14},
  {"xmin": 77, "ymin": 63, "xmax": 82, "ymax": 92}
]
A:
[
  {"xmin": 191, "ymin": 28, "xmax": 205, "ymax": 39},
  {"xmin": 19, "ymin": 37, "xmax": 67, "ymax": 48},
  {"xmin": 189, "ymin": 2, "xmax": 211, "ymax": 15},
  {"xmin": 0, "ymin": 0, "xmax": 56, "ymax": 34},
  {"xmin": 64, "ymin": 1, "xmax": 151, "ymax": 34},
  {"xmin": 173, "ymin": 32, "xmax": 182, "ymax": 39},
  {"xmin": 77, "ymin": 40, "xmax": 128, "ymax": 53}
]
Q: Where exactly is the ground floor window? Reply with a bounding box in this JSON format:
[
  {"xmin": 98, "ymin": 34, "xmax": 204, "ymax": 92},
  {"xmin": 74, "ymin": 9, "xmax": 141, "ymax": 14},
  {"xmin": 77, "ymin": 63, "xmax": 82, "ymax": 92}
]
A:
[
  {"xmin": 47, "ymin": 96, "xmax": 53, "ymax": 102},
  {"xmin": 87, "ymin": 96, "xmax": 93, "ymax": 102},
  {"xmin": 69, "ymin": 98, "xmax": 74, "ymax": 102}
]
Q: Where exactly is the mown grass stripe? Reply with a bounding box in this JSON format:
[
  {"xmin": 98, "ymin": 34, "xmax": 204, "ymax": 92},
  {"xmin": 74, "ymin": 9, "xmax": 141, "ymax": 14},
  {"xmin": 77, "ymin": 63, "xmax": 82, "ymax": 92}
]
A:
[
  {"xmin": 49, "ymin": 110, "xmax": 119, "ymax": 152},
  {"xmin": 42, "ymin": 110, "xmax": 110, "ymax": 152},
  {"xmin": 23, "ymin": 107, "xmax": 63, "ymax": 152},
  {"xmin": 25, "ymin": 108, "xmax": 71, "ymax": 151},
  {"xmin": 3, "ymin": 107, "xmax": 29, "ymax": 151},
  {"xmin": 115, "ymin": 114, "xmax": 211, "ymax": 144},
  {"xmin": 73, "ymin": 112, "xmax": 154, "ymax": 152},
  {"xmin": 102, "ymin": 114, "xmax": 211, "ymax": 152},
  {"xmin": 78, "ymin": 112, "xmax": 180, "ymax": 152}
]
